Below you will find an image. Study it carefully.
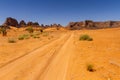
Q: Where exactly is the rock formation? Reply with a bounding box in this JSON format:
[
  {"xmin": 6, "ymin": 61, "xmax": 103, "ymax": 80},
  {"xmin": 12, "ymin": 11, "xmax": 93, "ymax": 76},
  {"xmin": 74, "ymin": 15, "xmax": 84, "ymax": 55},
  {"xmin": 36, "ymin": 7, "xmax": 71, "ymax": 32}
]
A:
[
  {"xmin": 2, "ymin": 17, "xmax": 120, "ymax": 30},
  {"xmin": 27, "ymin": 22, "xmax": 39, "ymax": 26},
  {"xmin": 19, "ymin": 20, "xmax": 26, "ymax": 27},
  {"xmin": 67, "ymin": 20, "xmax": 120, "ymax": 30},
  {"xmin": 27, "ymin": 22, "xmax": 33, "ymax": 26},
  {"xmin": 3, "ymin": 17, "xmax": 19, "ymax": 27},
  {"xmin": 33, "ymin": 22, "xmax": 39, "ymax": 26}
]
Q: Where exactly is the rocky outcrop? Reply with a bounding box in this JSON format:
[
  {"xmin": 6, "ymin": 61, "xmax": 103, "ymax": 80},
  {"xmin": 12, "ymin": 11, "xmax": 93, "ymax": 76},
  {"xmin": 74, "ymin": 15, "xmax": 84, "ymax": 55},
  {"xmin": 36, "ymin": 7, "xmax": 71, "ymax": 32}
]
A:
[
  {"xmin": 33, "ymin": 22, "xmax": 39, "ymax": 26},
  {"xmin": 27, "ymin": 22, "xmax": 39, "ymax": 26},
  {"xmin": 27, "ymin": 22, "xmax": 33, "ymax": 26},
  {"xmin": 19, "ymin": 20, "xmax": 26, "ymax": 27},
  {"xmin": 67, "ymin": 20, "xmax": 120, "ymax": 30},
  {"xmin": 3, "ymin": 17, "xmax": 19, "ymax": 27},
  {"xmin": 51, "ymin": 24, "xmax": 62, "ymax": 27},
  {"xmin": 84, "ymin": 20, "xmax": 95, "ymax": 28},
  {"xmin": 67, "ymin": 22, "xmax": 85, "ymax": 30},
  {"xmin": 41, "ymin": 24, "xmax": 62, "ymax": 28},
  {"xmin": 4, "ymin": 17, "xmax": 120, "ymax": 30},
  {"xmin": 2, "ymin": 17, "xmax": 40, "ymax": 28},
  {"xmin": 1, "ymin": 17, "xmax": 64, "ymax": 28}
]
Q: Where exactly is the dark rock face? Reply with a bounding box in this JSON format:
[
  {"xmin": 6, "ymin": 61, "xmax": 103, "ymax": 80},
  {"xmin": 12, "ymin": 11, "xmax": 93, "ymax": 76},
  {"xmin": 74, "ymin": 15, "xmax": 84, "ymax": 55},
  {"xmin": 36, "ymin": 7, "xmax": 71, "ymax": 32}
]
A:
[
  {"xmin": 41, "ymin": 24, "xmax": 44, "ymax": 27},
  {"xmin": 67, "ymin": 20, "xmax": 120, "ymax": 30},
  {"xmin": 19, "ymin": 20, "xmax": 26, "ymax": 27},
  {"xmin": 27, "ymin": 22, "xmax": 33, "ymax": 26},
  {"xmin": 67, "ymin": 22, "xmax": 84, "ymax": 30},
  {"xmin": 27, "ymin": 22, "xmax": 39, "ymax": 26},
  {"xmin": 50, "ymin": 24, "xmax": 62, "ymax": 27},
  {"xmin": 2, "ymin": 17, "xmax": 64, "ymax": 28},
  {"xmin": 33, "ymin": 22, "xmax": 39, "ymax": 26},
  {"xmin": 3, "ymin": 17, "xmax": 19, "ymax": 27},
  {"xmin": 39, "ymin": 23, "xmax": 63, "ymax": 28},
  {"xmin": 84, "ymin": 20, "xmax": 94, "ymax": 28}
]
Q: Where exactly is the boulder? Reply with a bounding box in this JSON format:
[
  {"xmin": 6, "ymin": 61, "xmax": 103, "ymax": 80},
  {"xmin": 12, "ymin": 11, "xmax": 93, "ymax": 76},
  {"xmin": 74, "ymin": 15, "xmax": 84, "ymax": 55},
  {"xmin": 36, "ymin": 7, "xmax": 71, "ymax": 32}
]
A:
[
  {"xmin": 33, "ymin": 22, "xmax": 39, "ymax": 26},
  {"xmin": 84, "ymin": 20, "xmax": 94, "ymax": 28},
  {"xmin": 19, "ymin": 20, "xmax": 26, "ymax": 27},
  {"xmin": 27, "ymin": 22, "xmax": 33, "ymax": 26},
  {"xmin": 27, "ymin": 22, "xmax": 39, "ymax": 26},
  {"xmin": 3, "ymin": 17, "xmax": 18, "ymax": 27}
]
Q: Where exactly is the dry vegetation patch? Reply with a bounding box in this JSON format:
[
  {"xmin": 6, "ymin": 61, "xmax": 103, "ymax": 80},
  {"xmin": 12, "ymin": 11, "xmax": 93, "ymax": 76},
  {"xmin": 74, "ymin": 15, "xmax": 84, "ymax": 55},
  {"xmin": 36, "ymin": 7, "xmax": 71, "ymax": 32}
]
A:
[{"xmin": 79, "ymin": 34, "xmax": 93, "ymax": 41}]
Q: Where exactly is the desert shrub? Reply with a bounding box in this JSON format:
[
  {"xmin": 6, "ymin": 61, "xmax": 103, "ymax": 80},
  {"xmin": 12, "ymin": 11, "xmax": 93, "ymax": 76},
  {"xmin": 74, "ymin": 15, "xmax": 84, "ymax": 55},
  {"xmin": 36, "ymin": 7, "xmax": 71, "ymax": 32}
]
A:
[
  {"xmin": 79, "ymin": 34, "xmax": 93, "ymax": 41},
  {"xmin": 8, "ymin": 38, "xmax": 16, "ymax": 43},
  {"xmin": 31, "ymin": 34, "xmax": 40, "ymax": 38},
  {"xmin": 33, "ymin": 35, "xmax": 40, "ymax": 38},
  {"xmin": 18, "ymin": 36, "xmax": 24, "ymax": 40},
  {"xmin": 18, "ymin": 34, "xmax": 30, "ymax": 40},
  {"xmin": 26, "ymin": 26, "xmax": 34, "ymax": 33},
  {"xmin": 87, "ymin": 64, "xmax": 95, "ymax": 72},
  {"xmin": 56, "ymin": 27, "xmax": 60, "ymax": 30},
  {"xmin": 87, "ymin": 37, "xmax": 93, "ymax": 41},
  {"xmin": 22, "ymin": 34, "xmax": 30, "ymax": 39},
  {"xmin": 39, "ymin": 29, "xmax": 43, "ymax": 33},
  {"xmin": 0, "ymin": 28, "xmax": 7, "ymax": 36}
]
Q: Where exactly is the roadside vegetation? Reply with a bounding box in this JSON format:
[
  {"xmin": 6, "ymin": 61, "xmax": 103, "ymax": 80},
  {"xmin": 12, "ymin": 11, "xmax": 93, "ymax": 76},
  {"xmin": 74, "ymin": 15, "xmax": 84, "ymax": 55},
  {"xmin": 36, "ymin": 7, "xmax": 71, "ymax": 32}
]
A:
[
  {"xmin": 8, "ymin": 38, "xmax": 16, "ymax": 43},
  {"xmin": 87, "ymin": 64, "xmax": 95, "ymax": 72},
  {"xmin": 30, "ymin": 33, "xmax": 40, "ymax": 38},
  {"xmin": 26, "ymin": 26, "xmax": 34, "ymax": 33},
  {"xmin": 18, "ymin": 34, "xmax": 30, "ymax": 40},
  {"xmin": 0, "ymin": 26, "xmax": 54, "ymax": 43},
  {"xmin": 79, "ymin": 34, "xmax": 93, "ymax": 41},
  {"xmin": 0, "ymin": 27, "xmax": 7, "ymax": 36}
]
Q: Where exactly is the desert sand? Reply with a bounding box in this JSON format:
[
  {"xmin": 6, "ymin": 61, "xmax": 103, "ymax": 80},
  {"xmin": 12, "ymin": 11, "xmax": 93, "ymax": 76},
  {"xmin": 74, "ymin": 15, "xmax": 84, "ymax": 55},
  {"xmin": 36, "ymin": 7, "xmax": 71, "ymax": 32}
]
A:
[{"xmin": 0, "ymin": 27, "xmax": 120, "ymax": 80}]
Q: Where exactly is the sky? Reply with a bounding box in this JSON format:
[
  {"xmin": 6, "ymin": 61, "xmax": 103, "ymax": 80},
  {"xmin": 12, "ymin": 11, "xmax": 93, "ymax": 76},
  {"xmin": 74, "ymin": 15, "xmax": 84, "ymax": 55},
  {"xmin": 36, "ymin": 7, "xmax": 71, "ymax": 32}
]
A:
[{"xmin": 0, "ymin": 0, "xmax": 120, "ymax": 26}]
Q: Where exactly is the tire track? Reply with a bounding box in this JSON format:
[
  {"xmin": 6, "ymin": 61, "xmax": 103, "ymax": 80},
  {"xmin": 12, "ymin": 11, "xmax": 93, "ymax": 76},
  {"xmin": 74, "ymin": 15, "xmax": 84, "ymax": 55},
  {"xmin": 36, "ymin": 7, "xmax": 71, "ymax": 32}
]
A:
[
  {"xmin": 0, "ymin": 32, "xmax": 71, "ymax": 80},
  {"xmin": 0, "ymin": 38, "xmax": 57, "ymax": 69},
  {"xmin": 38, "ymin": 32, "xmax": 75, "ymax": 80},
  {"xmin": 22, "ymin": 33, "xmax": 71, "ymax": 80}
]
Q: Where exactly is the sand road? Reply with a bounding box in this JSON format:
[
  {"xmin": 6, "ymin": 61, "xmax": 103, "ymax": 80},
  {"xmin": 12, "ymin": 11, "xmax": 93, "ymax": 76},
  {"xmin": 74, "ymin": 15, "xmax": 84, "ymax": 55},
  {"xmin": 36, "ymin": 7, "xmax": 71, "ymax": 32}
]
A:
[{"xmin": 0, "ymin": 32, "xmax": 75, "ymax": 80}]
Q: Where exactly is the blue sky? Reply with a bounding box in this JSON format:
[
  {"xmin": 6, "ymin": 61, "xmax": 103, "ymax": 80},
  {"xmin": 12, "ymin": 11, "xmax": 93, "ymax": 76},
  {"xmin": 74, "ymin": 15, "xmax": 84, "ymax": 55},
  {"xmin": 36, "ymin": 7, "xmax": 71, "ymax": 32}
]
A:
[{"xmin": 0, "ymin": 0, "xmax": 120, "ymax": 26}]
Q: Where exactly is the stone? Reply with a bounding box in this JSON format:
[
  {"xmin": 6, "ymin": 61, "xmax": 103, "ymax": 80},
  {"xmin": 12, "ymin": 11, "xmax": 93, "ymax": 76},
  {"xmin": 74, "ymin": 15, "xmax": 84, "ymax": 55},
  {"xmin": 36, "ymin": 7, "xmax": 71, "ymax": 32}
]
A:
[{"xmin": 3, "ymin": 17, "xmax": 18, "ymax": 27}]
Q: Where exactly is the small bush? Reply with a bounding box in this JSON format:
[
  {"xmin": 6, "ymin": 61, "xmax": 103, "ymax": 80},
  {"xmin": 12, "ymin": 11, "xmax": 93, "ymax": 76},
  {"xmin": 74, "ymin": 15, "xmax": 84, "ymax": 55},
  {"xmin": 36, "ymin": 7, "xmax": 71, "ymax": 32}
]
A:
[
  {"xmin": 26, "ymin": 27, "xmax": 34, "ymax": 33},
  {"xmin": 23, "ymin": 34, "xmax": 30, "ymax": 39},
  {"xmin": 39, "ymin": 29, "xmax": 43, "ymax": 33},
  {"xmin": 31, "ymin": 34, "xmax": 40, "ymax": 38},
  {"xmin": 79, "ymin": 34, "xmax": 93, "ymax": 41},
  {"xmin": 0, "ymin": 28, "xmax": 7, "ymax": 36},
  {"xmin": 33, "ymin": 36, "xmax": 40, "ymax": 38},
  {"xmin": 87, "ymin": 64, "xmax": 95, "ymax": 72},
  {"xmin": 18, "ymin": 34, "xmax": 30, "ymax": 40},
  {"xmin": 8, "ymin": 38, "xmax": 16, "ymax": 43},
  {"xmin": 18, "ymin": 36, "xmax": 24, "ymax": 40},
  {"xmin": 87, "ymin": 37, "xmax": 93, "ymax": 41}
]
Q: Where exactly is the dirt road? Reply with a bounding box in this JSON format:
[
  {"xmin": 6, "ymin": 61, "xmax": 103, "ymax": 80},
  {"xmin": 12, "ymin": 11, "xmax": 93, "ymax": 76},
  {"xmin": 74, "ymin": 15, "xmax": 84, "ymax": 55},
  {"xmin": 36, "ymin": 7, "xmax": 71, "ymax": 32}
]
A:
[
  {"xmin": 0, "ymin": 28, "xmax": 120, "ymax": 80},
  {"xmin": 0, "ymin": 32, "xmax": 75, "ymax": 80}
]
